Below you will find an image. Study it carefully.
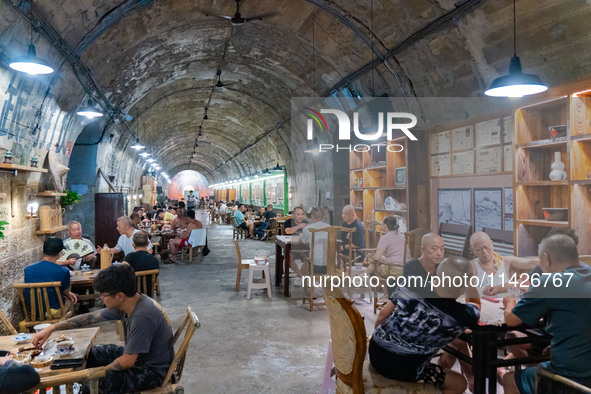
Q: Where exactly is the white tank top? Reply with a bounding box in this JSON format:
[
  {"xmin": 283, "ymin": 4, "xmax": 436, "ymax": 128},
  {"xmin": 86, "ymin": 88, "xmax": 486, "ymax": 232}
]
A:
[{"xmin": 474, "ymin": 255, "xmax": 506, "ymax": 294}]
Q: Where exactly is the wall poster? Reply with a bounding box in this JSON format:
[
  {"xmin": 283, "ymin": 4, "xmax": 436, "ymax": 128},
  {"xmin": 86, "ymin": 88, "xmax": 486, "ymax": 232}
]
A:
[
  {"xmin": 451, "ymin": 126, "xmax": 474, "ymax": 151},
  {"xmin": 475, "ymin": 119, "xmax": 502, "ymax": 147},
  {"xmin": 430, "ymin": 131, "xmax": 450, "ymax": 154},
  {"xmin": 476, "ymin": 147, "xmax": 502, "ymax": 174},
  {"xmin": 503, "ymin": 145, "xmax": 513, "ymax": 171},
  {"xmin": 438, "ymin": 189, "xmax": 471, "ymax": 226},
  {"xmin": 474, "ymin": 188, "xmax": 502, "ymax": 231},
  {"xmin": 452, "ymin": 151, "xmax": 474, "ymax": 175},
  {"xmin": 431, "ymin": 154, "xmax": 451, "ymax": 177}
]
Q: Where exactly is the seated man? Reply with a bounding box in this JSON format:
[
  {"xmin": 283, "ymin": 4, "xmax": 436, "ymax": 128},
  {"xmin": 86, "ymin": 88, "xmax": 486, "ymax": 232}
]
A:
[
  {"xmin": 98, "ymin": 217, "xmax": 152, "ymax": 257},
  {"xmin": 33, "ymin": 264, "xmax": 174, "ymax": 393},
  {"xmin": 168, "ymin": 209, "xmax": 203, "ymax": 263},
  {"xmin": 469, "ymin": 231, "xmax": 538, "ymax": 296},
  {"xmin": 370, "ymin": 256, "xmax": 480, "ymax": 394},
  {"xmin": 502, "ymin": 234, "xmax": 591, "ymax": 394},
  {"xmin": 338, "ymin": 205, "xmax": 365, "ymax": 265},
  {"xmin": 124, "ymin": 232, "xmax": 159, "ymax": 296},
  {"xmin": 300, "ymin": 207, "xmax": 331, "ymax": 274},
  {"xmin": 401, "ymin": 232, "xmax": 445, "ymax": 298},
  {"xmin": 63, "ymin": 220, "xmax": 97, "ymax": 269},
  {"xmin": 284, "ymin": 206, "xmax": 308, "ymax": 236},
  {"xmin": 25, "ymin": 238, "xmax": 78, "ymax": 311},
  {"xmin": 234, "ymin": 204, "xmax": 255, "ymax": 239},
  {"xmin": 0, "ymin": 356, "xmax": 40, "ymax": 394},
  {"xmin": 255, "ymin": 204, "xmax": 278, "ymax": 240}
]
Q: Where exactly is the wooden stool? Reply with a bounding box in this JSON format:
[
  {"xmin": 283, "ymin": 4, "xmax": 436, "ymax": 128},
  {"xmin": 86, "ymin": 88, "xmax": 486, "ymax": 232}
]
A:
[{"xmin": 247, "ymin": 263, "xmax": 272, "ymax": 299}]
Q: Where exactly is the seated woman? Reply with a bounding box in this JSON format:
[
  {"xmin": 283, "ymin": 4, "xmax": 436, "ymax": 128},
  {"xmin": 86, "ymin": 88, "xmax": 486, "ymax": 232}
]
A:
[{"xmin": 365, "ymin": 216, "xmax": 409, "ymax": 276}]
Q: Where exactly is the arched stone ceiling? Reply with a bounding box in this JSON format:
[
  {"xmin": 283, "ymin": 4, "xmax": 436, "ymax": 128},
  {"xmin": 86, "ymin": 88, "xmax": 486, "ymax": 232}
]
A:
[{"xmin": 5, "ymin": 0, "xmax": 591, "ymax": 180}]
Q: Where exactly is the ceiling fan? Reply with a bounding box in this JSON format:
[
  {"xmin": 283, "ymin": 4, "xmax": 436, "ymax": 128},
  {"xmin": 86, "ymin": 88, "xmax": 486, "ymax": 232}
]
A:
[
  {"xmin": 214, "ymin": 69, "xmax": 240, "ymax": 89},
  {"xmin": 206, "ymin": 0, "xmax": 278, "ymax": 26}
]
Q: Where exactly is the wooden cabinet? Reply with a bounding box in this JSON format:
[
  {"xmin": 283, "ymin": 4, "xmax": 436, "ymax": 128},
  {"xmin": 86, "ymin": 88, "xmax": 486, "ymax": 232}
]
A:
[
  {"xmin": 349, "ymin": 137, "xmax": 429, "ymax": 230},
  {"xmin": 514, "ymin": 93, "xmax": 591, "ymax": 256}
]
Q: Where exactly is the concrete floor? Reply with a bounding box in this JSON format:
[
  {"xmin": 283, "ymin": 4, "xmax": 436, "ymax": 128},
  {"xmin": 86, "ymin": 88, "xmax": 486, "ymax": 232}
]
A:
[
  {"xmin": 92, "ymin": 210, "xmax": 378, "ymax": 394},
  {"xmin": 90, "ymin": 210, "xmax": 493, "ymax": 394}
]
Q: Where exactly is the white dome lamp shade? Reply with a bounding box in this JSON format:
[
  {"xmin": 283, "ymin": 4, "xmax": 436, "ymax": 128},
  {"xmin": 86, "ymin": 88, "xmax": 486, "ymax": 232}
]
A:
[
  {"xmin": 9, "ymin": 43, "xmax": 54, "ymax": 75},
  {"xmin": 77, "ymin": 99, "xmax": 104, "ymax": 118}
]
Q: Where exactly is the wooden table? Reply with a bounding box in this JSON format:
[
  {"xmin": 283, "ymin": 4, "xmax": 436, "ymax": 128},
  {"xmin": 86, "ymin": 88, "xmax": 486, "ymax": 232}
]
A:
[
  {"xmin": 444, "ymin": 297, "xmax": 550, "ymax": 394},
  {"xmin": 0, "ymin": 327, "xmax": 99, "ymax": 377},
  {"xmin": 274, "ymin": 236, "xmax": 309, "ymax": 297},
  {"xmin": 71, "ymin": 269, "xmax": 100, "ymax": 286}
]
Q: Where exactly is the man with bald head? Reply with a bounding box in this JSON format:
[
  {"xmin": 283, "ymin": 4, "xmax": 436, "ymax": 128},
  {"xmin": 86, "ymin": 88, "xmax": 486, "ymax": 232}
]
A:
[
  {"xmin": 339, "ymin": 204, "xmax": 365, "ymax": 262},
  {"xmin": 400, "ymin": 233, "xmax": 445, "ymax": 297},
  {"xmin": 469, "ymin": 231, "xmax": 538, "ymax": 296},
  {"xmin": 98, "ymin": 217, "xmax": 153, "ymax": 257},
  {"xmin": 502, "ymin": 234, "xmax": 591, "ymax": 394},
  {"xmin": 370, "ymin": 256, "xmax": 480, "ymax": 393}
]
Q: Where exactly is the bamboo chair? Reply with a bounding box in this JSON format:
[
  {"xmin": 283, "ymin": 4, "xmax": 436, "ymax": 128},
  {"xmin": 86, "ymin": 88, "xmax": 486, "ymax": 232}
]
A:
[
  {"xmin": 302, "ymin": 226, "xmax": 354, "ymax": 311},
  {"xmin": 13, "ymin": 282, "xmax": 74, "ymax": 332},
  {"xmin": 27, "ymin": 367, "xmax": 106, "ymax": 394},
  {"xmin": 262, "ymin": 218, "xmax": 278, "ymax": 241},
  {"xmin": 350, "ymin": 220, "xmax": 382, "ymax": 265},
  {"xmin": 136, "ymin": 269, "xmax": 160, "ymax": 298},
  {"xmin": 234, "ymin": 240, "xmax": 251, "ymax": 292},
  {"xmin": 323, "ymin": 286, "xmax": 439, "ymax": 394},
  {"xmin": 141, "ymin": 306, "xmax": 201, "ymax": 394},
  {"xmin": 0, "ymin": 310, "xmax": 17, "ymax": 335}
]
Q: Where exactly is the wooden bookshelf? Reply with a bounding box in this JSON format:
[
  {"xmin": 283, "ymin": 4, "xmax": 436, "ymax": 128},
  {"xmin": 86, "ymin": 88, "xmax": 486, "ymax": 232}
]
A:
[
  {"xmin": 514, "ymin": 92, "xmax": 591, "ymax": 256},
  {"xmin": 349, "ymin": 138, "xmax": 429, "ymax": 229}
]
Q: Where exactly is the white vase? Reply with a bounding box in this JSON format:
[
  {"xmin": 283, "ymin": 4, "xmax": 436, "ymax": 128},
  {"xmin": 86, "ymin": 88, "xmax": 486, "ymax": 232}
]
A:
[{"xmin": 549, "ymin": 152, "xmax": 567, "ymax": 181}]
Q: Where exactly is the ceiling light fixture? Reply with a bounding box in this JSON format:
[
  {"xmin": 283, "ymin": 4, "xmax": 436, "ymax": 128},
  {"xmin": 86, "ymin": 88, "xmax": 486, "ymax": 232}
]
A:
[
  {"xmin": 140, "ymin": 152, "xmax": 151, "ymax": 158},
  {"xmin": 9, "ymin": 8, "xmax": 54, "ymax": 76},
  {"xmin": 198, "ymin": 126, "xmax": 203, "ymax": 137},
  {"xmin": 262, "ymin": 168, "xmax": 271, "ymax": 175},
  {"xmin": 484, "ymin": 0, "xmax": 547, "ymax": 97},
  {"xmin": 215, "ymin": 69, "xmax": 224, "ymax": 88},
  {"xmin": 130, "ymin": 138, "xmax": 145, "ymax": 150},
  {"xmin": 203, "ymin": 107, "xmax": 209, "ymax": 120},
  {"xmin": 77, "ymin": 99, "xmax": 104, "ymax": 118}
]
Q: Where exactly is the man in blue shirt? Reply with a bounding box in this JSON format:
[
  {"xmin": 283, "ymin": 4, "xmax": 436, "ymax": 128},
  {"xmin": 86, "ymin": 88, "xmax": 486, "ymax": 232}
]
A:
[
  {"xmin": 502, "ymin": 234, "xmax": 591, "ymax": 394},
  {"xmin": 234, "ymin": 203, "xmax": 254, "ymax": 239},
  {"xmin": 24, "ymin": 238, "xmax": 78, "ymax": 310}
]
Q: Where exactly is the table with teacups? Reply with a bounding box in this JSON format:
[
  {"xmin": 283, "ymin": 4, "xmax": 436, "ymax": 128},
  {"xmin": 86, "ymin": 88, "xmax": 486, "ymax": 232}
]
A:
[{"xmin": 0, "ymin": 327, "xmax": 99, "ymax": 378}]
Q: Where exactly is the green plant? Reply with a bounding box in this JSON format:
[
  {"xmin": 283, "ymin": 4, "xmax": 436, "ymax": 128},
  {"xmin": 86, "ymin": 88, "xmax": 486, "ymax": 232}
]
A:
[
  {"xmin": 60, "ymin": 190, "xmax": 82, "ymax": 207},
  {"xmin": 0, "ymin": 221, "xmax": 7, "ymax": 239}
]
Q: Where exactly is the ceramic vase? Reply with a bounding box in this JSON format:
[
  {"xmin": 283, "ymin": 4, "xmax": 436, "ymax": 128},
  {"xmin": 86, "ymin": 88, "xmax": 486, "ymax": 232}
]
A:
[{"xmin": 549, "ymin": 152, "xmax": 567, "ymax": 181}]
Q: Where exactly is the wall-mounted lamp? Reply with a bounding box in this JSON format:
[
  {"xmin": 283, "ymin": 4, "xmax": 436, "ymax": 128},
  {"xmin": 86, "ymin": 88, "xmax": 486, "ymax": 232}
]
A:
[{"xmin": 26, "ymin": 201, "xmax": 39, "ymax": 218}]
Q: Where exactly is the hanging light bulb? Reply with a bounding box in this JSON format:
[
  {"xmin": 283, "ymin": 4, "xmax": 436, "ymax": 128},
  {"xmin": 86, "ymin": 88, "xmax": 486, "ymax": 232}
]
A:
[
  {"xmin": 203, "ymin": 107, "xmax": 209, "ymax": 120},
  {"xmin": 10, "ymin": 43, "xmax": 54, "ymax": 75},
  {"xmin": 484, "ymin": 0, "xmax": 547, "ymax": 97},
  {"xmin": 140, "ymin": 152, "xmax": 151, "ymax": 158},
  {"xmin": 130, "ymin": 138, "xmax": 145, "ymax": 150},
  {"xmin": 77, "ymin": 99, "xmax": 103, "ymax": 118}
]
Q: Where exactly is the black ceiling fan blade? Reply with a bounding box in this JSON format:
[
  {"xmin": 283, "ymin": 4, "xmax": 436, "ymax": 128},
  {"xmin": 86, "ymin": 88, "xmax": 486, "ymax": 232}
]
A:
[{"xmin": 245, "ymin": 11, "xmax": 280, "ymax": 22}]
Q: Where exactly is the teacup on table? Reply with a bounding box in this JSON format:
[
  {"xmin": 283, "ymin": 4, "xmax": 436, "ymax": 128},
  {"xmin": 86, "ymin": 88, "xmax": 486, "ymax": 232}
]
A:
[
  {"xmin": 56, "ymin": 340, "xmax": 75, "ymax": 354},
  {"xmin": 33, "ymin": 323, "xmax": 51, "ymax": 333}
]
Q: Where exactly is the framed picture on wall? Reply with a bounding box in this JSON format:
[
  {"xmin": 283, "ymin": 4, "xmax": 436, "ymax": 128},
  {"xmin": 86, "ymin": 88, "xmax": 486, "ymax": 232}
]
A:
[
  {"xmin": 504, "ymin": 187, "xmax": 513, "ymax": 214},
  {"xmin": 474, "ymin": 188, "xmax": 502, "ymax": 231},
  {"xmin": 276, "ymin": 181, "xmax": 283, "ymax": 202},
  {"xmin": 438, "ymin": 189, "xmax": 471, "ymax": 226},
  {"xmin": 266, "ymin": 182, "xmax": 272, "ymax": 199}
]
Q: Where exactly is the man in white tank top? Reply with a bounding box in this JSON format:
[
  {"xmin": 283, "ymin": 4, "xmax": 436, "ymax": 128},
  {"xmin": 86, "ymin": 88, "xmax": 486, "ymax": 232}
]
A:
[{"xmin": 470, "ymin": 232, "xmax": 538, "ymax": 296}]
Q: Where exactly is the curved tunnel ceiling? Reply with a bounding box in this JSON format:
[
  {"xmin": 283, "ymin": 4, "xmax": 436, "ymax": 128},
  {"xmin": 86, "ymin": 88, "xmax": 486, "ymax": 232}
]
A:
[{"xmin": 7, "ymin": 0, "xmax": 590, "ymax": 180}]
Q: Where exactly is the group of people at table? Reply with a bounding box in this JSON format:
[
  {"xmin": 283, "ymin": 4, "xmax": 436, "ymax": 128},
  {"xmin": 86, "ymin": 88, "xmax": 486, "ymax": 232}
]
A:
[{"xmin": 4, "ymin": 199, "xmax": 590, "ymax": 394}]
